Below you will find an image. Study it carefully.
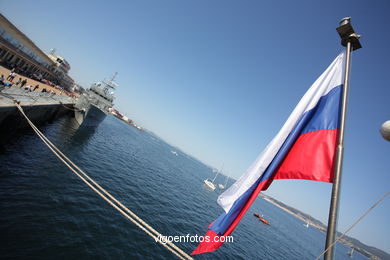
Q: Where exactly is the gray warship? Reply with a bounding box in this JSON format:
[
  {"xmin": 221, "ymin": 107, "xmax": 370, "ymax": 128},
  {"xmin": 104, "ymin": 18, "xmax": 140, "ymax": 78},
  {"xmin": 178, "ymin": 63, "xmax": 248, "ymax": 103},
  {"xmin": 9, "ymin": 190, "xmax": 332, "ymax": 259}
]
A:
[{"xmin": 74, "ymin": 73, "xmax": 117, "ymax": 126}]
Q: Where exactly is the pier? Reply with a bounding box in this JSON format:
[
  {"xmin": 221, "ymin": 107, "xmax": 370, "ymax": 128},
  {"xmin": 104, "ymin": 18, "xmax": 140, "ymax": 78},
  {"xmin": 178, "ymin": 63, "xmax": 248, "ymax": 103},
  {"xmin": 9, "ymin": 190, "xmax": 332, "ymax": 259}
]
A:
[{"xmin": 0, "ymin": 86, "xmax": 76, "ymax": 136}]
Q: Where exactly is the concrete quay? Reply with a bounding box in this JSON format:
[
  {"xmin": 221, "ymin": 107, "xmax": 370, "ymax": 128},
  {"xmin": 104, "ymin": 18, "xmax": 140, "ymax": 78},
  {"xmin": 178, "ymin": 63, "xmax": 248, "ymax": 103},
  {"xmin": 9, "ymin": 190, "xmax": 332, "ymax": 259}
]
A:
[{"xmin": 0, "ymin": 87, "xmax": 76, "ymax": 136}]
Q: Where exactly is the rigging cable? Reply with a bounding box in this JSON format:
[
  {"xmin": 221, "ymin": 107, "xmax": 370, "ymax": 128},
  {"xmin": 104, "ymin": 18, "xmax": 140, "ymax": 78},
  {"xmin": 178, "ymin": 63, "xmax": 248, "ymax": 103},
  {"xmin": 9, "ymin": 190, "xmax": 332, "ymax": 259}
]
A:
[{"xmin": 315, "ymin": 189, "xmax": 390, "ymax": 260}]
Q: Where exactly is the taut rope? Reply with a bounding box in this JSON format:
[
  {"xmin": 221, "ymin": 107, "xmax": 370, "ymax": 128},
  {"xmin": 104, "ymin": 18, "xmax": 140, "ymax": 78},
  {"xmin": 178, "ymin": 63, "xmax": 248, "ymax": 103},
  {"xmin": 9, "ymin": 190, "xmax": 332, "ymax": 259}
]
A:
[{"xmin": 14, "ymin": 101, "xmax": 193, "ymax": 260}]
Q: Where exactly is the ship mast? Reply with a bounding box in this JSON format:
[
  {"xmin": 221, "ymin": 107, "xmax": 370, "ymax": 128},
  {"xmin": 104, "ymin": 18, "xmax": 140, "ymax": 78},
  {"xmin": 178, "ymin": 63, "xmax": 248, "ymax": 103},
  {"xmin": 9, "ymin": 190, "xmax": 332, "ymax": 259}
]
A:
[
  {"xmin": 110, "ymin": 72, "xmax": 118, "ymax": 83},
  {"xmin": 102, "ymin": 72, "xmax": 118, "ymax": 94}
]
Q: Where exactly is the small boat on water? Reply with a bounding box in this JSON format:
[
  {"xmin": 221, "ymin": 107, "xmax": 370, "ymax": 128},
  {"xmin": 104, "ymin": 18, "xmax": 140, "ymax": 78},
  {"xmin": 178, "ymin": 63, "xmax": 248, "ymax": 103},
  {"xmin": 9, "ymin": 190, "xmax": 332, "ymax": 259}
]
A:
[
  {"xmin": 218, "ymin": 175, "xmax": 229, "ymax": 190},
  {"xmin": 304, "ymin": 222, "xmax": 310, "ymax": 228},
  {"xmin": 254, "ymin": 213, "xmax": 270, "ymax": 225},
  {"xmin": 203, "ymin": 179, "xmax": 216, "ymax": 191},
  {"xmin": 348, "ymin": 248, "xmax": 354, "ymax": 257},
  {"xmin": 203, "ymin": 165, "xmax": 223, "ymax": 191}
]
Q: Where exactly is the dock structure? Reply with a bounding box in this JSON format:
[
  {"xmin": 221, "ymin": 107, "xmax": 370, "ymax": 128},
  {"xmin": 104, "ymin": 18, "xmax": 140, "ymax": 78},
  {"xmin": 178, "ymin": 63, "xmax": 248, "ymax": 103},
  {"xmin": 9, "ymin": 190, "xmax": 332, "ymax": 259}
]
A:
[
  {"xmin": 0, "ymin": 87, "xmax": 76, "ymax": 135},
  {"xmin": 0, "ymin": 14, "xmax": 75, "ymax": 91}
]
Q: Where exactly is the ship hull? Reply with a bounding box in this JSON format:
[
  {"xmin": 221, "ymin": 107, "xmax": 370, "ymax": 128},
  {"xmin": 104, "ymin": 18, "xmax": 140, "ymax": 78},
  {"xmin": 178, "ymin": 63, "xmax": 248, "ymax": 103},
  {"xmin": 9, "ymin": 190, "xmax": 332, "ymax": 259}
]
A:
[{"xmin": 75, "ymin": 104, "xmax": 107, "ymax": 127}]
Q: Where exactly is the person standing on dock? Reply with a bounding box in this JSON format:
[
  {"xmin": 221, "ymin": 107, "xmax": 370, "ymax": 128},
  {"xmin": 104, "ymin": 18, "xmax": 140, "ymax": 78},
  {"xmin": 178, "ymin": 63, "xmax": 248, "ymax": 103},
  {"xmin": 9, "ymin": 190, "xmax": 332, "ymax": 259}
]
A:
[
  {"xmin": 20, "ymin": 79, "xmax": 27, "ymax": 88},
  {"xmin": 15, "ymin": 78, "xmax": 22, "ymax": 87},
  {"xmin": 7, "ymin": 71, "xmax": 16, "ymax": 82}
]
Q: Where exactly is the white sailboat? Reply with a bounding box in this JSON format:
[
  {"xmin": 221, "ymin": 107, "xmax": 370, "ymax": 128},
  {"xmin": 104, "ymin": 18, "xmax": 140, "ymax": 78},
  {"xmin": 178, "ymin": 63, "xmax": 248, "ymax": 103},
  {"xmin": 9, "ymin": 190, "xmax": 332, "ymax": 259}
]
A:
[
  {"xmin": 203, "ymin": 179, "xmax": 216, "ymax": 191},
  {"xmin": 347, "ymin": 248, "xmax": 354, "ymax": 257},
  {"xmin": 304, "ymin": 222, "xmax": 310, "ymax": 228},
  {"xmin": 218, "ymin": 175, "xmax": 229, "ymax": 190},
  {"xmin": 204, "ymin": 165, "xmax": 223, "ymax": 191}
]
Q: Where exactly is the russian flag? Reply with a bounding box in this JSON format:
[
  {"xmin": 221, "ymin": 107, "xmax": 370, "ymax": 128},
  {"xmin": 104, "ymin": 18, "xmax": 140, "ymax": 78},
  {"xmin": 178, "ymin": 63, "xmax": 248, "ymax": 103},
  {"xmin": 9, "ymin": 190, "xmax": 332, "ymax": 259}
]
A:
[{"xmin": 192, "ymin": 52, "xmax": 345, "ymax": 255}]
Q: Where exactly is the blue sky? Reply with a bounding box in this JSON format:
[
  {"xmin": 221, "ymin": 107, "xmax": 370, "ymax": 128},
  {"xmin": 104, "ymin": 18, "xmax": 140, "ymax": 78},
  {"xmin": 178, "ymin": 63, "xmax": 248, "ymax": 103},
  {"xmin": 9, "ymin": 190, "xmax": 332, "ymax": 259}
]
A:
[{"xmin": 2, "ymin": 0, "xmax": 389, "ymax": 253}]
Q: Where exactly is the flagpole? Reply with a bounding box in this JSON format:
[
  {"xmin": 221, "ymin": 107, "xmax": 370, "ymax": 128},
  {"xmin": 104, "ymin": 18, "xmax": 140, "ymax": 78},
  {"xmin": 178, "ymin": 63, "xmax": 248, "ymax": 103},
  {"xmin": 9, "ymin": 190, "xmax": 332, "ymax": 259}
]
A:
[{"xmin": 324, "ymin": 17, "xmax": 361, "ymax": 260}]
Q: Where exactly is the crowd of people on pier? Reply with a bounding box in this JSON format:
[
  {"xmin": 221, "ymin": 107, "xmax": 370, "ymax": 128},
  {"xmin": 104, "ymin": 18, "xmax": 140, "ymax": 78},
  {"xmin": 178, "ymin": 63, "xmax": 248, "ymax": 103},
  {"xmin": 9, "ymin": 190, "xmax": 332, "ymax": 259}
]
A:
[
  {"xmin": 0, "ymin": 67, "xmax": 78, "ymax": 98},
  {"xmin": 1, "ymin": 71, "xmax": 55, "ymax": 95},
  {"xmin": 0, "ymin": 58, "xmax": 60, "ymax": 89}
]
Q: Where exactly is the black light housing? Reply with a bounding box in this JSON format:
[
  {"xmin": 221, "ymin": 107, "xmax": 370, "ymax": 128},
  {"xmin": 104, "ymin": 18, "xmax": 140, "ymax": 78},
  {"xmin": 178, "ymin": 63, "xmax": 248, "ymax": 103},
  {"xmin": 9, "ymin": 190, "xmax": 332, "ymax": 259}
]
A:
[{"xmin": 336, "ymin": 17, "xmax": 362, "ymax": 51}]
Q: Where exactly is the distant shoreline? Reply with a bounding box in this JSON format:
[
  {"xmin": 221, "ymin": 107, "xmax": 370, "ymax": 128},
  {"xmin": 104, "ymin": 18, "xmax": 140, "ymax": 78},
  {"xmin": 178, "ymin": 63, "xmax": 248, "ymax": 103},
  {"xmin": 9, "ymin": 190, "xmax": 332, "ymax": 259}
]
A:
[{"xmin": 260, "ymin": 193, "xmax": 384, "ymax": 260}]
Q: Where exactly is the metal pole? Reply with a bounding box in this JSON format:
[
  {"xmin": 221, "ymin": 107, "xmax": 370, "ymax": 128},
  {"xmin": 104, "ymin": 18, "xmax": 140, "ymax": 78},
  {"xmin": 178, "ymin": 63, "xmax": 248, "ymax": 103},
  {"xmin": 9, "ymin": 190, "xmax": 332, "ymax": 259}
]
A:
[{"xmin": 324, "ymin": 40, "xmax": 352, "ymax": 260}]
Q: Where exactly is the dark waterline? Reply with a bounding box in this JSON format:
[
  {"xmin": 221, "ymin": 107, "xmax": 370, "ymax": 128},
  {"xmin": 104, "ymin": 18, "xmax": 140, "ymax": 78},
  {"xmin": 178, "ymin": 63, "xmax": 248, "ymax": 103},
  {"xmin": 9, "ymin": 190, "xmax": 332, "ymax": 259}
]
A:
[{"xmin": 0, "ymin": 115, "xmax": 367, "ymax": 259}]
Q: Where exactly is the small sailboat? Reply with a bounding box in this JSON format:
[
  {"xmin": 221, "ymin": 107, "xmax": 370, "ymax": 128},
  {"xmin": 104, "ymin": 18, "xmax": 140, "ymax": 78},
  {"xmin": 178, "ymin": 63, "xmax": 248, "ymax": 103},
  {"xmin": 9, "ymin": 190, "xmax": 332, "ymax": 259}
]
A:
[
  {"xmin": 304, "ymin": 222, "xmax": 310, "ymax": 228},
  {"xmin": 203, "ymin": 179, "xmax": 216, "ymax": 191},
  {"xmin": 204, "ymin": 165, "xmax": 223, "ymax": 191},
  {"xmin": 347, "ymin": 248, "xmax": 354, "ymax": 257},
  {"xmin": 218, "ymin": 175, "xmax": 229, "ymax": 190}
]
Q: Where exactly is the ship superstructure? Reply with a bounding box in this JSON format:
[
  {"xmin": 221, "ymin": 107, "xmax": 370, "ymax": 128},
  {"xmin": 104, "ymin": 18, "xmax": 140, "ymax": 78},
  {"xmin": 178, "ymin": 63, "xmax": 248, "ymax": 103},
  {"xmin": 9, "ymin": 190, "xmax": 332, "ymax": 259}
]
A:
[{"xmin": 74, "ymin": 73, "xmax": 118, "ymax": 126}]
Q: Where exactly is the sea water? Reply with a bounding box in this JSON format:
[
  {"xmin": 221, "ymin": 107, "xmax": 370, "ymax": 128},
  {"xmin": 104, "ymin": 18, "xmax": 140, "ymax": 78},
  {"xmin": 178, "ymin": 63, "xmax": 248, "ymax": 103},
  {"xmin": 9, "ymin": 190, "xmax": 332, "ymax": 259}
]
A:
[{"xmin": 0, "ymin": 115, "xmax": 368, "ymax": 259}]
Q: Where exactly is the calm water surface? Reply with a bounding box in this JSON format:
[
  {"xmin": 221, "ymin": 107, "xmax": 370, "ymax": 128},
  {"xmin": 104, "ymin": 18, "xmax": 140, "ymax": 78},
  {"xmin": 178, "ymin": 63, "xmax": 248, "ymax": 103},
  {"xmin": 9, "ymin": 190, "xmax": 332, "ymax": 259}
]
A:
[{"xmin": 0, "ymin": 116, "xmax": 368, "ymax": 259}]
